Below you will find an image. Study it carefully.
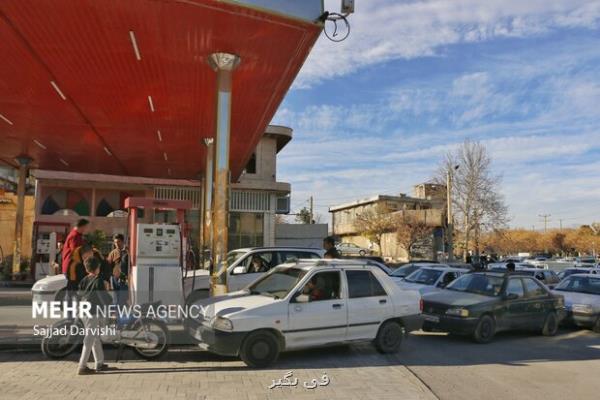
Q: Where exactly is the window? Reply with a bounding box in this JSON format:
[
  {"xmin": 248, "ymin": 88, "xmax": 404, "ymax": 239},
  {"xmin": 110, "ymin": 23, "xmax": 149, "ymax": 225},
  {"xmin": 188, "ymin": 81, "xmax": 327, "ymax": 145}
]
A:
[
  {"xmin": 278, "ymin": 251, "xmax": 320, "ymax": 264},
  {"xmin": 505, "ymin": 279, "xmax": 524, "ymax": 299},
  {"xmin": 523, "ymin": 278, "xmax": 546, "ymax": 297},
  {"xmin": 228, "ymin": 212, "xmax": 264, "ymax": 250},
  {"xmin": 301, "ymin": 271, "xmax": 341, "ymax": 301},
  {"xmin": 240, "ymin": 252, "xmax": 275, "ymax": 274},
  {"xmin": 346, "ymin": 270, "xmax": 387, "ymax": 298},
  {"xmin": 245, "ymin": 153, "xmax": 257, "ymax": 174}
]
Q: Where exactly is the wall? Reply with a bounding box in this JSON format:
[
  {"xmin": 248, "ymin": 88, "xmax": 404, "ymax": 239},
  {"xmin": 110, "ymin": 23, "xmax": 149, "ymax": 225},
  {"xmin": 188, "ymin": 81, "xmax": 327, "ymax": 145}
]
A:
[
  {"xmin": 275, "ymin": 223, "xmax": 328, "ymax": 249},
  {"xmin": 0, "ymin": 193, "xmax": 35, "ymax": 259}
]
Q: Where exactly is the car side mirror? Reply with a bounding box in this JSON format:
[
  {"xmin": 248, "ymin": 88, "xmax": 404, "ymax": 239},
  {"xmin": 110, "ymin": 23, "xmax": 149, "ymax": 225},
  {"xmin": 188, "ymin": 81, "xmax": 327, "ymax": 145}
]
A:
[
  {"xmin": 292, "ymin": 292, "xmax": 310, "ymax": 303},
  {"xmin": 232, "ymin": 266, "xmax": 245, "ymax": 275},
  {"xmin": 504, "ymin": 293, "xmax": 518, "ymax": 301},
  {"xmin": 437, "ymin": 282, "xmax": 446, "ymax": 288}
]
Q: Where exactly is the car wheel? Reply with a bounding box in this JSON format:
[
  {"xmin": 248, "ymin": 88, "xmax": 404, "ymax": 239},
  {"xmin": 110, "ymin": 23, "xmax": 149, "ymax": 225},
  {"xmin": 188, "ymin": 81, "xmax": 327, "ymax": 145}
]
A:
[
  {"xmin": 541, "ymin": 312, "xmax": 558, "ymax": 336},
  {"xmin": 359, "ymin": 250, "xmax": 366, "ymax": 257},
  {"xmin": 240, "ymin": 330, "xmax": 280, "ymax": 368},
  {"xmin": 472, "ymin": 315, "xmax": 496, "ymax": 344},
  {"xmin": 374, "ymin": 321, "xmax": 404, "ymax": 354}
]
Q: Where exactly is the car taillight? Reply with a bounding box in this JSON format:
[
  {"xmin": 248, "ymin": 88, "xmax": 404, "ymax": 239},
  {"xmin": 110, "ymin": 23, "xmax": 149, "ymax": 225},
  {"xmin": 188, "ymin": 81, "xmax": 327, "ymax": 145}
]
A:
[{"xmin": 419, "ymin": 298, "xmax": 423, "ymax": 312}]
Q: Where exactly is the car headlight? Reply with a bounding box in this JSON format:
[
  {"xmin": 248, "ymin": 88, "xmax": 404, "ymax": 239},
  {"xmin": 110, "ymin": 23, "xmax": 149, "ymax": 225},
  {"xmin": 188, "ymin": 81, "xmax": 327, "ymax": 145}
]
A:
[
  {"xmin": 571, "ymin": 304, "xmax": 593, "ymax": 314},
  {"xmin": 446, "ymin": 308, "xmax": 470, "ymax": 317},
  {"xmin": 211, "ymin": 316, "xmax": 233, "ymax": 331},
  {"xmin": 32, "ymin": 284, "xmax": 47, "ymax": 292}
]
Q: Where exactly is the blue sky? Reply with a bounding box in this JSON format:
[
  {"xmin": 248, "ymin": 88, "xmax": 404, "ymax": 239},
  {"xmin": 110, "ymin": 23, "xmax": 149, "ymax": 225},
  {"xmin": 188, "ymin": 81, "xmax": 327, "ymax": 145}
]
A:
[{"xmin": 272, "ymin": 0, "xmax": 600, "ymax": 229}]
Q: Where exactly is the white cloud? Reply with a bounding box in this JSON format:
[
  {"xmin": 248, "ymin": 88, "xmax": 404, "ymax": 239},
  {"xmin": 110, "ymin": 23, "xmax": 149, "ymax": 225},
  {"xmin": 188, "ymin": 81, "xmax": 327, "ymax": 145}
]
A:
[{"xmin": 296, "ymin": 0, "xmax": 600, "ymax": 88}]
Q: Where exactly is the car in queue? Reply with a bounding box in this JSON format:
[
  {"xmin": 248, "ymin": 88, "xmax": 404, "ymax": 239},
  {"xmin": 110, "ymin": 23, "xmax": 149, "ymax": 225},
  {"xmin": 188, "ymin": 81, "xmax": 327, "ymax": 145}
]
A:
[
  {"xmin": 574, "ymin": 256, "xmax": 597, "ymax": 268},
  {"xmin": 513, "ymin": 268, "xmax": 560, "ymax": 288},
  {"xmin": 421, "ymin": 272, "xmax": 565, "ymax": 343},
  {"xmin": 486, "ymin": 261, "xmax": 540, "ymax": 270},
  {"xmin": 390, "ymin": 262, "xmax": 448, "ymax": 280},
  {"xmin": 553, "ymin": 274, "xmax": 600, "ymax": 332},
  {"xmin": 557, "ymin": 268, "xmax": 599, "ymax": 281},
  {"xmin": 336, "ymin": 242, "xmax": 371, "ymax": 257},
  {"xmin": 393, "ymin": 266, "xmax": 469, "ymax": 295},
  {"xmin": 186, "ymin": 259, "xmax": 422, "ymax": 367}
]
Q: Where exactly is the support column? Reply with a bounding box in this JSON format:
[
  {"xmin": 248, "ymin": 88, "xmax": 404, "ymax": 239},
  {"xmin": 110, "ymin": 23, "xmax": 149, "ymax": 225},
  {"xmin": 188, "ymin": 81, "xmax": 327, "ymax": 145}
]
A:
[
  {"xmin": 12, "ymin": 155, "xmax": 32, "ymax": 280},
  {"xmin": 208, "ymin": 52, "xmax": 240, "ymax": 296},
  {"xmin": 202, "ymin": 139, "xmax": 214, "ymax": 272}
]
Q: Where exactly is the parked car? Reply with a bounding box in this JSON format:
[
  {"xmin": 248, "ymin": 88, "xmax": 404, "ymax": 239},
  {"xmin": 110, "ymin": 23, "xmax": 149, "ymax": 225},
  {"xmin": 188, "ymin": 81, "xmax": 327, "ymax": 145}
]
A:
[
  {"xmin": 557, "ymin": 268, "xmax": 599, "ymax": 281},
  {"xmin": 575, "ymin": 257, "xmax": 597, "ymax": 268},
  {"xmin": 421, "ymin": 272, "xmax": 565, "ymax": 343},
  {"xmin": 393, "ymin": 266, "xmax": 469, "ymax": 295},
  {"xmin": 336, "ymin": 242, "xmax": 371, "ymax": 256},
  {"xmin": 186, "ymin": 259, "xmax": 422, "ymax": 367},
  {"xmin": 487, "ymin": 261, "xmax": 541, "ymax": 270},
  {"xmin": 32, "ymin": 247, "xmax": 325, "ymax": 306},
  {"xmin": 513, "ymin": 268, "xmax": 560, "ymax": 288},
  {"xmin": 390, "ymin": 262, "xmax": 448, "ymax": 279},
  {"xmin": 553, "ymin": 274, "xmax": 600, "ymax": 332}
]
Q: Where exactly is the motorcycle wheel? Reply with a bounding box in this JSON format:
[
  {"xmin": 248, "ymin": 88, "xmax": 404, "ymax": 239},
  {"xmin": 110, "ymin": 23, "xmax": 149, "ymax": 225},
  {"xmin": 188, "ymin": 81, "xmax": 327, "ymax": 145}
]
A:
[
  {"xmin": 41, "ymin": 319, "xmax": 83, "ymax": 359},
  {"xmin": 130, "ymin": 319, "xmax": 170, "ymax": 360}
]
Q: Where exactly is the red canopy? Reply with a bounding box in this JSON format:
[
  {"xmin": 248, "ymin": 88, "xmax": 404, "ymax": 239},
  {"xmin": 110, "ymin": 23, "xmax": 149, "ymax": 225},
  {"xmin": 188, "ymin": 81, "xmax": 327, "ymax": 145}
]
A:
[{"xmin": 0, "ymin": 0, "xmax": 321, "ymax": 179}]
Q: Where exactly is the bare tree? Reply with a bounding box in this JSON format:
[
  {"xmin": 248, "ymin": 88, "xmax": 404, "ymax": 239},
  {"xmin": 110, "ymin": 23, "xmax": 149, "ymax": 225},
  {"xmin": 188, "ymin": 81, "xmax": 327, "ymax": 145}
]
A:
[
  {"xmin": 435, "ymin": 140, "xmax": 508, "ymax": 261},
  {"xmin": 396, "ymin": 214, "xmax": 433, "ymax": 259},
  {"xmin": 354, "ymin": 204, "xmax": 396, "ymax": 255}
]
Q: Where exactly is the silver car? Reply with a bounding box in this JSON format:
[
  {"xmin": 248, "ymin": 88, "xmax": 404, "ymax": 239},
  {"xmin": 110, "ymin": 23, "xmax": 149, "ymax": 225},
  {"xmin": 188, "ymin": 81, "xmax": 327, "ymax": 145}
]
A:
[
  {"xmin": 336, "ymin": 242, "xmax": 370, "ymax": 256},
  {"xmin": 553, "ymin": 273, "xmax": 600, "ymax": 332},
  {"xmin": 392, "ymin": 266, "xmax": 469, "ymax": 295}
]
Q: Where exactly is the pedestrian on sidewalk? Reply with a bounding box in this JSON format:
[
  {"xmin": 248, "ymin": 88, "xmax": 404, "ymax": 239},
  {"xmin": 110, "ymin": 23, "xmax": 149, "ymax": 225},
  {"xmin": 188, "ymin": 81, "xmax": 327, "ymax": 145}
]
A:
[{"xmin": 77, "ymin": 256, "xmax": 113, "ymax": 375}]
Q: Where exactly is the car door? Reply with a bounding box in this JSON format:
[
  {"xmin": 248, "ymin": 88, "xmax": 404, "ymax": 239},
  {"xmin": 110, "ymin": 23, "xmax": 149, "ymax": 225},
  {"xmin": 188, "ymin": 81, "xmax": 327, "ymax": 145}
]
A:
[
  {"xmin": 522, "ymin": 277, "xmax": 550, "ymax": 328},
  {"xmin": 286, "ymin": 270, "xmax": 347, "ymax": 349},
  {"xmin": 502, "ymin": 278, "xmax": 529, "ymax": 330},
  {"xmin": 345, "ymin": 269, "xmax": 393, "ymax": 340},
  {"xmin": 227, "ymin": 251, "xmax": 276, "ymax": 291}
]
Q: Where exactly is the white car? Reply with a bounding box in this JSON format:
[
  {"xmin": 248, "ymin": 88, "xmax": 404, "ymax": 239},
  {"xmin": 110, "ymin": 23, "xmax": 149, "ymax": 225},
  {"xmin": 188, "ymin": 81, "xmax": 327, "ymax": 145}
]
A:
[
  {"xmin": 487, "ymin": 261, "xmax": 542, "ymax": 270},
  {"xmin": 393, "ymin": 266, "xmax": 469, "ymax": 295},
  {"xmin": 32, "ymin": 247, "xmax": 324, "ymax": 306},
  {"xmin": 186, "ymin": 259, "xmax": 422, "ymax": 367}
]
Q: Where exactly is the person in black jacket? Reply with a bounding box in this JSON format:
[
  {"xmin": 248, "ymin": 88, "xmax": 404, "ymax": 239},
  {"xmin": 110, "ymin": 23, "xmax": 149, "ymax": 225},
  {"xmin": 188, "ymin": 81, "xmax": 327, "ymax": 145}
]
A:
[
  {"xmin": 323, "ymin": 236, "xmax": 341, "ymax": 259},
  {"xmin": 77, "ymin": 257, "xmax": 113, "ymax": 375}
]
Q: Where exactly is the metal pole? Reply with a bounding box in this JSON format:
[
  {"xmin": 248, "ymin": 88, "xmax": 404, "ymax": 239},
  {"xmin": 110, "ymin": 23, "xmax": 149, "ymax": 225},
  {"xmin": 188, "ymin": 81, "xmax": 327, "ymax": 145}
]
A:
[
  {"xmin": 446, "ymin": 170, "xmax": 454, "ymax": 262},
  {"xmin": 208, "ymin": 52, "xmax": 240, "ymax": 296},
  {"xmin": 309, "ymin": 196, "xmax": 314, "ymax": 224},
  {"xmin": 202, "ymin": 138, "xmax": 214, "ymax": 271},
  {"xmin": 12, "ymin": 155, "xmax": 32, "ymax": 280}
]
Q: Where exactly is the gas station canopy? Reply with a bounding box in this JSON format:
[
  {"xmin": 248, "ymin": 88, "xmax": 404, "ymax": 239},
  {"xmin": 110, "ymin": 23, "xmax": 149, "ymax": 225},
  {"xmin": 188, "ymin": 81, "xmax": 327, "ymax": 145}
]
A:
[{"xmin": 0, "ymin": 0, "xmax": 323, "ymax": 179}]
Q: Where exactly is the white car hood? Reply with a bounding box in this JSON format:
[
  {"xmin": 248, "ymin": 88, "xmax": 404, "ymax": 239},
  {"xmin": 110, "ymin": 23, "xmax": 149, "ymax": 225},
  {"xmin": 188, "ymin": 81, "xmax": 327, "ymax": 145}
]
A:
[
  {"xmin": 396, "ymin": 280, "xmax": 439, "ymax": 295},
  {"xmin": 197, "ymin": 291, "xmax": 277, "ymax": 320},
  {"xmin": 32, "ymin": 274, "xmax": 67, "ymax": 292},
  {"xmin": 555, "ymin": 291, "xmax": 600, "ymax": 309}
]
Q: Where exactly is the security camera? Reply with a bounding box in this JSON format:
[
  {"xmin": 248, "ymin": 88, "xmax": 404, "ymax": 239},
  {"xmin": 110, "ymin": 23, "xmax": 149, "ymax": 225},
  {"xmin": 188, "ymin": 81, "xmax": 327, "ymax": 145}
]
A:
[{"xmin": 341, "ymin": 0, "xmax": 355, "ymax": 15}]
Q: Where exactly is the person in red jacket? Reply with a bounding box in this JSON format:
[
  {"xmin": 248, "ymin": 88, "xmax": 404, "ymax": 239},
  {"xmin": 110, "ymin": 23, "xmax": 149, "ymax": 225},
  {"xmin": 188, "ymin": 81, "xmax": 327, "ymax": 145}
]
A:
[{"xmin": 62, "ymin": 219, "xmax": 90, "ymax": 275}]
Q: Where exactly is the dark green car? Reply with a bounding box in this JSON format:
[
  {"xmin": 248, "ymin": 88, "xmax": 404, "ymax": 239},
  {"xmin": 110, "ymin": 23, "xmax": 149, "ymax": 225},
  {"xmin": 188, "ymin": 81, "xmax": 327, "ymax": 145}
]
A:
[{"xmin": 421, "ymin": 272, "xmax": 566, "ymax": 343}]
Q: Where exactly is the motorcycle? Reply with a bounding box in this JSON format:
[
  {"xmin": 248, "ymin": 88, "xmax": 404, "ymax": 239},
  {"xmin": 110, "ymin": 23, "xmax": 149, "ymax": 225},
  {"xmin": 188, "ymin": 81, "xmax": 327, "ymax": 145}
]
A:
[{"xmin": 41, "ymin": 301, "xmax": 169, "ymax": 360}]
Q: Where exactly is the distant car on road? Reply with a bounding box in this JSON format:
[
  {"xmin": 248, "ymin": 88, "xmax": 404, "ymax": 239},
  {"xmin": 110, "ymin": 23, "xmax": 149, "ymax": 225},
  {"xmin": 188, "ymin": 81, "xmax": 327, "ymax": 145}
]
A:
[
  {"xmin": 557, "ymin": 268, "xmax": 600, "ymax": 281},
  {"xmin": 390, "ymin": 262, "xmax": 448, "ymax": 279},
  {"xmin": 336, "ymin": 242, "xmax": 371, "ymax": 257},
  {"xmin": 186, "ymin": 259, "xmax": 422, "ymax": 367},
  {"xmin": 574, "ymin": 257, "xmax": 597, "ymax": 268},
  {"xmin": 513, "ymin": 268, "xmax": 560, "ymax": 288},
  {"xmin": 393, "ymin": 266, "xmax": 469, "ymax": 295},
  {"xmin": 553, "ymin": 274, "xmax": 600, "ymax": 332},
  {"xmin": 421, "ymin": 272, "xmax": 565, "ymax": 343}
]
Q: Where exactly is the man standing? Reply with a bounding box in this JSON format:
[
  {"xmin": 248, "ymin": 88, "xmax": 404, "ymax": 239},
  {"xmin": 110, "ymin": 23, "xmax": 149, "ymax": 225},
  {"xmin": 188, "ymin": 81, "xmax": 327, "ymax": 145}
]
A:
[
  {"xmin": 323, "ymin": 236, "xmax": 341, "ymax": 259},
  {"xmin": 106, "ymin": 234, "xmax": 129, "ymax": 304},
  {"xmin": 62, "ymin": 219, "xmax": 89, "ymax": 275}
]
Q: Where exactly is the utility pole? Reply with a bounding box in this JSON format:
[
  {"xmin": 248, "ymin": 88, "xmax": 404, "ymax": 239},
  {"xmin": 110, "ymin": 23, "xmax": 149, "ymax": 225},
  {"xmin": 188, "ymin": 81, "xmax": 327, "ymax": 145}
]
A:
[
  {"xmin": 446, "ymin": 165, "xmax": 458, "ymax": 262},
  {"xmin": 309, "ymin": 196, "xmax": 314, "ymax": 224},
  {"xmin": 539, "ymin": 214, "xmax": 551, "ymax": 233},
  {"xmin": 559, "ymin": 219, "xmax": 563, "ymax": 231}
]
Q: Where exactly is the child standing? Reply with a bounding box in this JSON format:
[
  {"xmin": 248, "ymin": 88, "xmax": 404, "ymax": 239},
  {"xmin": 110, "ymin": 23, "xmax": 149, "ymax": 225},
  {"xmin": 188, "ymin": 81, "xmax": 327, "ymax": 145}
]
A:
[{"xmin": 77, "ymin": 256, "xmax": 113, "ymax": 375}]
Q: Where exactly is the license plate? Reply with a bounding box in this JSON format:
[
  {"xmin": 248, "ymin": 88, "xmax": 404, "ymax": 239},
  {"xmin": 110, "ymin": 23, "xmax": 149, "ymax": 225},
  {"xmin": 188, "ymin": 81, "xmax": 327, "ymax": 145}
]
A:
[{"xmin": 423, "ymin": 314, "xmax": 440, "ymax": 323}]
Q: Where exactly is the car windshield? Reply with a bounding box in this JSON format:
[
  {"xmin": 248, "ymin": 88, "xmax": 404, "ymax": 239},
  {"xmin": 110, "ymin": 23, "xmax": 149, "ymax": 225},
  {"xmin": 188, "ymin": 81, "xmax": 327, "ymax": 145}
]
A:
[
  {"xmin": 226, "ymin": 250, "xmax": 246, "ymax": 266},
  {"xmin": 554, "ymin": 276, "xmax": 600, "ymax": 295},
  {"xmin": 447, "ymin": 274, "xmax": 504, "ymax": 297},
  {"xmin": 404, "ymin": 269, "xmax": 443, "ymax": 285},
  {"xmin": 391, "ymin": 264, "xmax": 420, "ymax": 278},
  {"xmin": 246, "ymin": 267, "xmax": 307, "ymax": 299}
]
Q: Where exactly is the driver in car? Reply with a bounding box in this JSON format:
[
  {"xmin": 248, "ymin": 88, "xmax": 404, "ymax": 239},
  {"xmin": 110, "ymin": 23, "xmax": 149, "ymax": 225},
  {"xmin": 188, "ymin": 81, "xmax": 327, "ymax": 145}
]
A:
[
  {"xmin": 248, "ymin": 255, "xmax": 268, "ymax": 273},
  {"xmin": 303, "ymin": 276, "xmax": 326, "ymax": 301}
]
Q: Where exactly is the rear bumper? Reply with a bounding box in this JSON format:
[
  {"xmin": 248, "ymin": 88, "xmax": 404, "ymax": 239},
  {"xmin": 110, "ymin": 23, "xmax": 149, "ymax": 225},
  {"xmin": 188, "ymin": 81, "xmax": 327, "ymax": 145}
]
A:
[
  {"xmin": 422, "ymin": 314, "xmax": 479, "ymax": 335},
  {"xmin": 400, "ymin": 314, "xmax": 423, "ymax": 332}
]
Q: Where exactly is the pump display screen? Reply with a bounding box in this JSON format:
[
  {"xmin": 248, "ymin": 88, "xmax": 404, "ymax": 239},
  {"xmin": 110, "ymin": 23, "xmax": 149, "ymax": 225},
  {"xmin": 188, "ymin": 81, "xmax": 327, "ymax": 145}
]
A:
[
  {"xmin": 166, "ymin": 229, "xmax": 176, "ymax": 235},
  {"xmin": 156, "ymin": 229, "xmax": 163, "ymax": 236},
  {"xmin": 144, "ymin": 228, "xmax": 153, "ymax": 234}
]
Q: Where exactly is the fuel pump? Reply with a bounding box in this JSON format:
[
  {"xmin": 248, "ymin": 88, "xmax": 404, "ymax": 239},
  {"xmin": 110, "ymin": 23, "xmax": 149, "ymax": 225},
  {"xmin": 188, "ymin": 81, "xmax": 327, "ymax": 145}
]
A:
[
  {"xmin": 125, "ymin": 197, "xmax": 192, "ymax": 312},
  {"xmin": 34, "ymin": 232, "xmax": 56, "ymax": 280}
]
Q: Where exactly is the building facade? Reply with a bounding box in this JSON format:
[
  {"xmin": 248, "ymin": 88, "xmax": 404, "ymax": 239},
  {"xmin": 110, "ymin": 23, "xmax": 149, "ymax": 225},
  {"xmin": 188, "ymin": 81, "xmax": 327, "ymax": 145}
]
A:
[
  {"xmin": 330, "ymin": 183, "xmax": 446, "ymax": 261},
  {"xmin": 29, "ymin": 125, "xmax": 292, "ymax": 258}
]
